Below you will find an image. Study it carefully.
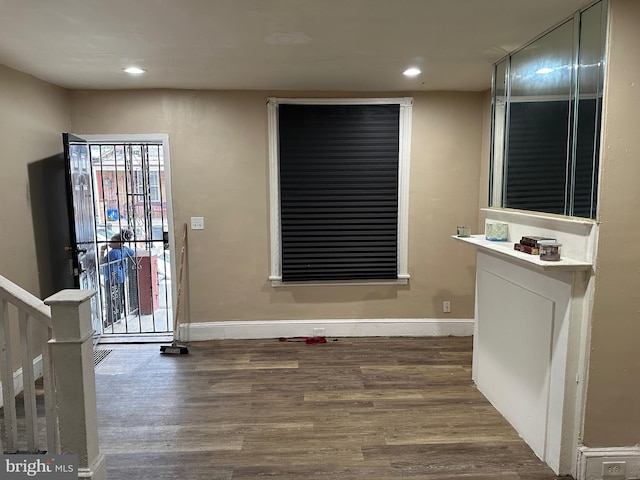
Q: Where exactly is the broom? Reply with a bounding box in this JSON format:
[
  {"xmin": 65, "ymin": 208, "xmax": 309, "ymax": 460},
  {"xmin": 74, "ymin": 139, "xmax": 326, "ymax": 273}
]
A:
[{"xmin": 160, "ymin": 223, "xmax": 189, "ymax": 354}]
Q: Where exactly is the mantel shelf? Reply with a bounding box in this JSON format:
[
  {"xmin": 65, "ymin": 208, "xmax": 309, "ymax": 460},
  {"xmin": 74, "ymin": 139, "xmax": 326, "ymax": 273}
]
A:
[{"xmin": 452, "ymin": 235, "xmax": 592, "ymax": 271}]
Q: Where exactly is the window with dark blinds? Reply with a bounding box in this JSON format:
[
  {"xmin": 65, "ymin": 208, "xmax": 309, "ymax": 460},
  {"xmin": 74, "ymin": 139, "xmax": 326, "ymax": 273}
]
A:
[
  {"xmin": 278, "ymin": 104, "xmax": 400, "ymax": 282},
  {"xmin": 505, "ymin": 99, "xmax": 601, "ymax": 217},
  {"xmin": 505, "ymin": 101, "xmax": 570, "ymax": 215}
]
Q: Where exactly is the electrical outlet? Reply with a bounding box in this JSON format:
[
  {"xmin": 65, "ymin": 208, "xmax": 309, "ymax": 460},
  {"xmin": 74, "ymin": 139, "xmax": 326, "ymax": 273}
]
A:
[
  {"xmin": 313, "ymin": 328, "xmax": 326, "ymax": 337},
  {"xmin": 602, "ymin": 461, "xmax": 626, "ymax": 478},
  {"xmin": 443, "ymin": 301, "xmax": 451, "ymax": 313}
]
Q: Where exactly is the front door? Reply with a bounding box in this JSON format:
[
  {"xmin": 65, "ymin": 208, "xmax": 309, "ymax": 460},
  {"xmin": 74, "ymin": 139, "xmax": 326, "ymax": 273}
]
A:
[
  {"xmin": 89, "ymin": 139, "xmax": 174, "ymax": 336},
  {"xmin": 62, "ymin": 133, "xmax": 102, "ymax": 338}
]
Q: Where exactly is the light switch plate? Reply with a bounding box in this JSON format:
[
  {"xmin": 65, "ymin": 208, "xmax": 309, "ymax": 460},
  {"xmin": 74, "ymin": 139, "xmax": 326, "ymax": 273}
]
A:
[{"xmin": 190, "ymin": 216, "xmax": 205, "ymax": 230}]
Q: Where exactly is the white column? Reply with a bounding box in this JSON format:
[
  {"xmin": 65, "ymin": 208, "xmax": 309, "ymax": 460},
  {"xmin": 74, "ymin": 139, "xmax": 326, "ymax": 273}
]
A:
[{"xmin": 45, "ymin": 290, "xmax": 106, "ymax": 480}]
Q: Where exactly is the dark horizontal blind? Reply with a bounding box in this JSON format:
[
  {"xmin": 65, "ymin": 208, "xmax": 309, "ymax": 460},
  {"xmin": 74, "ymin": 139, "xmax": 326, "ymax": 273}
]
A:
[
  {"xmin": 505, "ymin": 101, "xmax": 570, "ymax": 215},
  {"xmin": 278, "ymin": 104, "xmax": 399, "ymax": 282},
  {"xmin": 572, "ymin": 98, "xmax": 601, "ymax": 219}
]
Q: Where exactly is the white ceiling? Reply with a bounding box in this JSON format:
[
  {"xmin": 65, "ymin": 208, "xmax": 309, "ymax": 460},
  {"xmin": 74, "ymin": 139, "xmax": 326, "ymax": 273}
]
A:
[{"xmin": 0, "ymin": 0, "xmax": 594, "ymax": 92}]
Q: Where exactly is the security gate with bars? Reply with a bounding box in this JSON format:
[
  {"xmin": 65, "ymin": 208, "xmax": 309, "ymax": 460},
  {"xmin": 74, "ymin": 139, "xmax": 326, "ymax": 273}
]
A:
[{"xmin": 90, "ymin": 140, "xmax": 173, "ymax": 335}]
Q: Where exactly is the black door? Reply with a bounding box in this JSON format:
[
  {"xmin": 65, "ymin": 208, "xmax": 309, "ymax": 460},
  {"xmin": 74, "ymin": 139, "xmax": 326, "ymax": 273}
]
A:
[{"xmin": 62, "ymin": 133, "xmax": 102, "ymax": 337}]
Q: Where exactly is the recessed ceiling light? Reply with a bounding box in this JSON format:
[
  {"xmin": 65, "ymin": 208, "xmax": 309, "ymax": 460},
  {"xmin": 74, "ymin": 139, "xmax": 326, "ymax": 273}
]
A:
[
  {"xmin": 403, "ymin": 67, "xmax": 421, "ymax": 77},
  {"xmin": 535, "ymin": 67, "xmax": 554, "ymax": 74},
  {"xmin": 122, "ymin": 67, "xmax": 146, "ymax": 75}
]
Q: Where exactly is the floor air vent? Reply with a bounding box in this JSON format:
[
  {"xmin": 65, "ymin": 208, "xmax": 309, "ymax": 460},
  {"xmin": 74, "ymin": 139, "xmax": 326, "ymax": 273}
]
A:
[{"xmin": 94, "ymin": 349, "xmax": 113, "ymax": 367}]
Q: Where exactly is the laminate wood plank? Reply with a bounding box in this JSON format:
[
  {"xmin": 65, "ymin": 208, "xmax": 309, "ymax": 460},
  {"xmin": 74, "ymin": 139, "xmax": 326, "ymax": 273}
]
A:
[
  {"xmin": 304, "ymin": 389, "xmax": 427, "ymax": 402},
  {"xmin": 90, "ymin": 337, "xmax": 570, "ymax": 480},
  {"xmin": 194, "ymin": 361, "xmax": 299, "ymax": 371},
  {"xmin": 384, "ymin": 429, "xmax": 525, "ymax": 446},
  {"xmin": 207, "ymin": 380, "xmax": 254, "ymax": 394},
  {"xmin": 105, "ymin": 452, "xmax": 233, "ymax": 480},
  {"xmin": 361, "ymin": 364, "xmax": 470, "ymax": 377},
  {"xmin": 231, "ymin": 465, "xmax": 397, "ymax": 480},
  {"xmin": 362, "ymin": 443, "xmax": 553, "ymax": 475}
]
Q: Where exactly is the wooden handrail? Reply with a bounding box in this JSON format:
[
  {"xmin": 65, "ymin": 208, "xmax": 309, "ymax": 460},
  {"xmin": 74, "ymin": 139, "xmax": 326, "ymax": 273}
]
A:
[{"xmin": 0, "ymin": 274, "xmax": 51, "ymax": 327}]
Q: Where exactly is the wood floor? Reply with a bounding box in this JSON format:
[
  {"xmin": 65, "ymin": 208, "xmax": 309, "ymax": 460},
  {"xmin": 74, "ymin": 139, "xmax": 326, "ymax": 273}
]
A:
[{"xmin": 95, "ymin": 337, "xmax": 571, "ymax": 480}]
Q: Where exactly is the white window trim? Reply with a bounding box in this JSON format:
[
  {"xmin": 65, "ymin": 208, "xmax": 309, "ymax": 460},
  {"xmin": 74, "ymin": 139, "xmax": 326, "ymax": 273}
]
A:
[
  {"xmin": 136, "ymin": 170, "xmax": 161, "ymax": 202},
  {"xmin": 149, "ymin": 171, "xmax": 161, "ymax": 202},
  {"xmin": 267, "ymin": 97, "xmax": 413, "ymax": 286}
]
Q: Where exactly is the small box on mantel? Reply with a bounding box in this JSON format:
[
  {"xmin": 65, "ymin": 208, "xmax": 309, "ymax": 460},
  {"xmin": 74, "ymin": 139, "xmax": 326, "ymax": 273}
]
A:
[
  {"xmin": 485, "ymin": 221, "xmax": 508, "ymax": 241},
  {"xmin": 520, "ymin": 236, "xmax": 556, "ymax": 248}
]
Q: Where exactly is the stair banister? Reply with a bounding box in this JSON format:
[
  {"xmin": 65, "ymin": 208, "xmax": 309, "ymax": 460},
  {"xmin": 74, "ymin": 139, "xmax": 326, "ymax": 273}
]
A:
[
  {"xmin": 45, "ymin": 289, "xmax": 107, "ymax": 480},
  {"xmin": 0, "ymin": 274, "xmax": 106, "ymax": 480}
]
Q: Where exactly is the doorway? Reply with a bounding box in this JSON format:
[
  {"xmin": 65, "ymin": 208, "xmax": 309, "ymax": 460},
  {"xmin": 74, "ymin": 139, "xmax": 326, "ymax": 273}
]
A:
[{"xmin": 79, "ymin": 134, "xmax": 176, "ymax": 339}]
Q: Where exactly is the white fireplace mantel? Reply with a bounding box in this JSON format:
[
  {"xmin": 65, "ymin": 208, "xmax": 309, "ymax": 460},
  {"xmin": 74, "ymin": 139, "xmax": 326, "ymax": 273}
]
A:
[
  {"xmin": 452, "ymin": 234, "xmax": 592, "ymax": 271},
  {"xmin": 455, "ymin": 208, "xmax": 597, "ymax": 476}
]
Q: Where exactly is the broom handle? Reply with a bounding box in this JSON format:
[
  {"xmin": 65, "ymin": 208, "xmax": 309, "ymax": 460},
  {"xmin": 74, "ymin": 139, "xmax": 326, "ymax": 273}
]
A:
[{"xmin": 173, "ymin": 223, "xmax": 188, "ymax": 341}]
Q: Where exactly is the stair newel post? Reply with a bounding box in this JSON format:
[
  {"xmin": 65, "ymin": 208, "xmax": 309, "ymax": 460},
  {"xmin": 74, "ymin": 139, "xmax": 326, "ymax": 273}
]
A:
[{"xmin": 45, "ymin": 290, "xmax": 106, "ymax": 480}]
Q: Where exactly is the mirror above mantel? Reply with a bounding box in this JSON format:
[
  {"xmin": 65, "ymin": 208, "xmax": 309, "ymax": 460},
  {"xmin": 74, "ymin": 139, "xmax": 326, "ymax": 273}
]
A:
[{"xmin": 489, "ymin": 1, "xmax": 607, "ymax": 220}]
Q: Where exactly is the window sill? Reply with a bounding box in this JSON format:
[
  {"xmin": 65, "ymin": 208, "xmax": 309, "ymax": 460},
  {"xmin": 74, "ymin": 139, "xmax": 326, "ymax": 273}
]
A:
[
  {"xmin": 481, "ymin": 207, "xmax": 597, "ymax": 227},
  {"xmin": 270, "ymin": 276, "xmax": 409, "ymax": 287},
  {"xmin": 453, "ymin": 235, "xmax": 592, "ymax": 271}
]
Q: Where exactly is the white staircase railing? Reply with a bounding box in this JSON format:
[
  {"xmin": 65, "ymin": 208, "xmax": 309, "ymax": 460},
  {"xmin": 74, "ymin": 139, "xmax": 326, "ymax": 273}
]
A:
[
  {"xmin": 0, "ymin": 274, "xmax": 106, "ymax": 480},
  {"xmin": 0, "ymin": 275, "xmax": 55, "ymax": 455}
]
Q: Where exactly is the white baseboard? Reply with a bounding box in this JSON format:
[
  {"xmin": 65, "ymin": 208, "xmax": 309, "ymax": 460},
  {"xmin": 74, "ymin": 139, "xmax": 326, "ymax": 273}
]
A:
[
  {"xmin": 577, "ymin": 446, "xmax": 640, "ymax": 480},
  {"xmin": 177, "ymin": 318, "xmax": 474, "ymax": 341},
  {"xmin": 0, "ymin": 354, "xmax": 44, "ymax": 408}
]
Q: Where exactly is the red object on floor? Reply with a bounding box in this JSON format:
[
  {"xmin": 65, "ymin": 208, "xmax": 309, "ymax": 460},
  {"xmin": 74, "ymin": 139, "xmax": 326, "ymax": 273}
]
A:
[{"xmin": 278, "ymin": 336, "xmax": 327, "ymax": 344}]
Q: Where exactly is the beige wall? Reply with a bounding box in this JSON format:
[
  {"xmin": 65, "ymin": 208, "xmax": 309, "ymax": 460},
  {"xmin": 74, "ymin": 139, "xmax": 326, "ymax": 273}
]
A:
[
  {"xmin": 70, "ymin": 90, "xmax": 483, "ymax": 323},
  {"xmin": 0, "ymin": 64, "xmax": 70, "ymax": 293},
  {"xmin": 0, "ymin": 65, "xmax": 70, "ymax": 368},
  {"xmin": 582, "ymin": 0, "xmax": 640, "ymax": 447}
]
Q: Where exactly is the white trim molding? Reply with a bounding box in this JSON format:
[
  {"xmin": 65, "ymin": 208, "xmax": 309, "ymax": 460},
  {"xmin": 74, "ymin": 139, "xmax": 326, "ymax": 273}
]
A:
[
  {"xmin": 267, "ymin": 97, "xmax": 413, "ymax": 285},
  {"xmin": 397, "ymin": 99, "xmax": 413, "ymax": 278},
  {"xmin": 270, "ymin": 278, "xmax": 409, "ymax": 287},
  {"xmin": 577, "ymin": 446, "xmax": 640, "ymax": 480},
  {"xmin": 178, "ymin": 318, "xmax": 473, "ymax": 341},
  {"xmin": 266, "ymin": 98, "xmax": 282, "ymax": 281}
]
